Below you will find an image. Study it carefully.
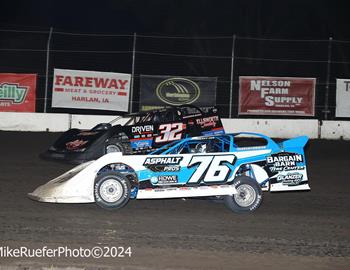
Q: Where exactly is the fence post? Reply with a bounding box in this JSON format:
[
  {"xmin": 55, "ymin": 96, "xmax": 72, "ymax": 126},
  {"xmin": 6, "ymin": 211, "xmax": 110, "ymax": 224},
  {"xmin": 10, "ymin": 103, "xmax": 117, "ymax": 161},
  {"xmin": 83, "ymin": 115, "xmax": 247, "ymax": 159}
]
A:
[
  {"xmin": 129, "ymin": 32, "xmax": 137, "ymax": 113},
  {"xmin": 44, "ymin": 27, "xmax": 53, "ymax": 113},
  {"xmin": 229, "ymin": 35, "xmax": 236, "ymax": 118},
  {"xmin": 324, "ymin": 37, "xmax": 333, "ymax": 120}
]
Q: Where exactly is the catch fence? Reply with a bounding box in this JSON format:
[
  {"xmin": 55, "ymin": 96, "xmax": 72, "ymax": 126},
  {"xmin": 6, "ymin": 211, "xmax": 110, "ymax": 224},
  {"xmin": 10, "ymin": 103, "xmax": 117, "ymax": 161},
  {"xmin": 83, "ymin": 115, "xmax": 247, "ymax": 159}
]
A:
[{"xmin": 0, "ymin": 28, "xmax": 349, "ymax": 119}]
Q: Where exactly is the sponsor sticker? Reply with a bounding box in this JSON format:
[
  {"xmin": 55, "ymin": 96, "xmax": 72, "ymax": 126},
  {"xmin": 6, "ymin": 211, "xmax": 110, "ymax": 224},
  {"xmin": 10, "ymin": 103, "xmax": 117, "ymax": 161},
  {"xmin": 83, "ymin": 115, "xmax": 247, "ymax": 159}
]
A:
[
  {"xmin": 152, "ymin": 175, "xmax": 178, "ymax": 185},
  {"xmin": 144, "ymin": 156, "xmax": 183, "ymax": 165},
  {"xmin": 266, "ymin": 152, "xmax": 304, "ymax": 172},
  {"xmin": 277, "ymin": 173, "xmax": 303, "ymax": 186}
]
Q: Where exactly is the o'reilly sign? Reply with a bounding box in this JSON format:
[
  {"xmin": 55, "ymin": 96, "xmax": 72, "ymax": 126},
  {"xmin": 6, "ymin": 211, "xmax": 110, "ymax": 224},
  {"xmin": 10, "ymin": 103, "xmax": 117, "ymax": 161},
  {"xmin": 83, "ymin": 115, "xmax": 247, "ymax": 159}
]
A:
[
  {"xmin": 140, "ymin": 75, "xmax": 217, "ymax": 111},
  {"xmin": 0, "ymin": 83, "xmax": 28, "ymax": 104}
]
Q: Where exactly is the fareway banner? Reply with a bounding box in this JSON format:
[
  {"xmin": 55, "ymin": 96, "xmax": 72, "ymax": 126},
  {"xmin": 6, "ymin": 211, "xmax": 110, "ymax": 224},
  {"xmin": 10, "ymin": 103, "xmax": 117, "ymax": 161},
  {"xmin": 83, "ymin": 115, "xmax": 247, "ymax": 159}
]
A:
[
  {"xmin": 52, "ymin": 69, "xmax": 131, "ymax": 112},
  {"xmin": 0, "ymin": 73, "xmax": 36, "ymax": 112},
  {"xmin": 239, "ymin": 76, "xmax": 315, "ymax": 116},
  {"xmin": 336, "ymin": 79, "xmax": 350, "ymax": 117}
]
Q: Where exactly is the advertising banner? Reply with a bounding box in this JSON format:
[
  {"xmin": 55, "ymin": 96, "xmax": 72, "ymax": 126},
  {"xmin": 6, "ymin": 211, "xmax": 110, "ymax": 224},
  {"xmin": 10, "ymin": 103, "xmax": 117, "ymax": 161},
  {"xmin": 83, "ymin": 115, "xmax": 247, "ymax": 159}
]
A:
[
  {"xmin": 139, "ymin": 75, "xmax": 217, "ymax": 111},
  {"xmin": 336, "ymin": 79, "xmax": 350, "ymax": 117},
  {"xmin": 239, "ymin": 76, "xmax": 315, "ymax": 116},
  {"xmin": 52, "ymin": 69, "xmax": 131, "ymax": 112},
  {"xmin": 0, "ymin": 73, "xmax": 36, "ymax": 112}
]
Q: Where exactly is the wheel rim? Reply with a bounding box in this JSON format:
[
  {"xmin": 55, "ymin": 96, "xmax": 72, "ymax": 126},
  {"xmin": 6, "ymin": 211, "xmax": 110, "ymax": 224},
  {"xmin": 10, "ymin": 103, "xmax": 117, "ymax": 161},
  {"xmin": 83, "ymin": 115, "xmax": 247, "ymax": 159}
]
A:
[
  {"xmin": 99, "ymin": 179, "xmax": 123, "ymax": 203},
  {"xmin": 234, "ymin": 184, "xmax": 256, "ymax": 208},
  {"xmin": 106, "ymin": 144, "xmax": 122, "ymax": 153}
]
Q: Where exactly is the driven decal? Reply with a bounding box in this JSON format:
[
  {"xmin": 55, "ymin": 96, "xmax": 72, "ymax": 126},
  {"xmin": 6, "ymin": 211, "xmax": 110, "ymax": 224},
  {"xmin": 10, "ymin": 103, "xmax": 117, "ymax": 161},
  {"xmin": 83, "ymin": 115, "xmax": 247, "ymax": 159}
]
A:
[{"xmin": 132, "ymin": 125, "xmax": 154, "ymax": 134}]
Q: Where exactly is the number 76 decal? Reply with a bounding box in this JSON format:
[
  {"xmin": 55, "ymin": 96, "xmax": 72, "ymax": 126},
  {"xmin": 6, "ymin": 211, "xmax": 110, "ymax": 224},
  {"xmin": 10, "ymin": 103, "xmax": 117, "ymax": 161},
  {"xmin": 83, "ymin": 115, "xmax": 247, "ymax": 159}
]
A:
[{"xmin": 187, "ymin": 155, "xmax": 236, "ymax": 184}]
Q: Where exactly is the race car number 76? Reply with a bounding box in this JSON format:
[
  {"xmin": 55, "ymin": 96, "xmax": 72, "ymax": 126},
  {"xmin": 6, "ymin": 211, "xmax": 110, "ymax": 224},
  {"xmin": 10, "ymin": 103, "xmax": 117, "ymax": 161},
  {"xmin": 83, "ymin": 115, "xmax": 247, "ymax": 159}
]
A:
[{"xmin": 187, "ymin": 155, "xmax": 236, "ymax": 183}]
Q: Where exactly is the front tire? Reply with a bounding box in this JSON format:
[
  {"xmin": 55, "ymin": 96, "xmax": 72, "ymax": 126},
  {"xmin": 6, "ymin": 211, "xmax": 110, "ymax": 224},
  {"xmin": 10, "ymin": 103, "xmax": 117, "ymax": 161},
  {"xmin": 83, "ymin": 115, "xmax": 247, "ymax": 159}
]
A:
[
  {"xmin": 224, "ymin": 176, "xmax": 262, "ymax": 213},
  {"xmin": 94, "ymin": 172, "xmax": 131, "ymax": 210}
]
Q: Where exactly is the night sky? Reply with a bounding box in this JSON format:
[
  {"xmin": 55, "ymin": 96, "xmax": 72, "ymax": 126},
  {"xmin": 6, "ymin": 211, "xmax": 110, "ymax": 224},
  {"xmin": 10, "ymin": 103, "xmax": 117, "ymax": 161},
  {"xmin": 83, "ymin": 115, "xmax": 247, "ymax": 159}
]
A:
[{"xmin": 0, "ymin": 0, "xmax": 348, "ymax": 39}]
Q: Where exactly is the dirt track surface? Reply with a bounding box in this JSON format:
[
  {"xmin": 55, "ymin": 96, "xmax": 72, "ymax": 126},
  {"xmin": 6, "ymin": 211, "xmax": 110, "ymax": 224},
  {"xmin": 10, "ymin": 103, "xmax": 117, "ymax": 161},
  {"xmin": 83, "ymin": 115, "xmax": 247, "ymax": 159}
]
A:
[{"xmin": 0, "ymin": 131, "xmax": 349, "ymax": 269}]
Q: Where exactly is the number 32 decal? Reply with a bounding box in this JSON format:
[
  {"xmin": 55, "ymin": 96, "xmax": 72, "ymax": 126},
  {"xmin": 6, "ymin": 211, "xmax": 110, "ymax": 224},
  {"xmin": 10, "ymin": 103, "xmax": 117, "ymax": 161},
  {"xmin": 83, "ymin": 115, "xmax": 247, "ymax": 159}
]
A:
[
  {"xmin": 155, "ymin": 123, "xmax": 184, "ymax": 143},
  {"xmin": 187, "ymin": 155, "xmax": 236, "ymax": 183}
]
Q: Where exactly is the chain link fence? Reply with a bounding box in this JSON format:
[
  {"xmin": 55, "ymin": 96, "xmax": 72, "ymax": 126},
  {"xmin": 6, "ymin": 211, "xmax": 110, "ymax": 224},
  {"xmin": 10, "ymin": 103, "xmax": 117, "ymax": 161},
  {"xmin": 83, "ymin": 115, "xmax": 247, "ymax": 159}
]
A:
[{"xmin": 0, "ymin": 28, "xmax": 349, "ymax": 119}]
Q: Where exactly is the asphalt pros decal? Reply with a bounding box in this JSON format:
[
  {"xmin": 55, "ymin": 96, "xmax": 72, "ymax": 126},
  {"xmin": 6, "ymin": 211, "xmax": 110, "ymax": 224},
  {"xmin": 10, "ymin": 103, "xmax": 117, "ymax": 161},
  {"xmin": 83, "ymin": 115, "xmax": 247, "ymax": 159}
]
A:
[
  {"xmin": 266, "ymin": 152, "xmax": 304, "ymax": 173},
  {"xmin": 144, "ymin": 156, "xmax": 183, "ymax": 172},
  {"xmin": 144, "ymin": 156, "xmax": 183, "ymax": 165}
]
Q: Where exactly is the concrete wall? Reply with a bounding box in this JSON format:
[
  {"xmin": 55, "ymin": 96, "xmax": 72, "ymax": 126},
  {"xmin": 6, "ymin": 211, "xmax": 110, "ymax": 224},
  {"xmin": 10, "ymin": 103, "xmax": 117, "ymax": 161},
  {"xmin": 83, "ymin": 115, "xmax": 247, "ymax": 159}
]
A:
[
  {"xmin": 320, "ymin": 121, "xmax": 350, "ymax": 140},
  {"xmin": 0, "ymin": 112, "xmax": 349, "ymax": 139},
  {"xmin": 222, "ymin": 118, "xmax": 319, "ymax": 139},
  {"xmin": 0, "ymin": 112, "xmax": 70, "ymax": 132}
]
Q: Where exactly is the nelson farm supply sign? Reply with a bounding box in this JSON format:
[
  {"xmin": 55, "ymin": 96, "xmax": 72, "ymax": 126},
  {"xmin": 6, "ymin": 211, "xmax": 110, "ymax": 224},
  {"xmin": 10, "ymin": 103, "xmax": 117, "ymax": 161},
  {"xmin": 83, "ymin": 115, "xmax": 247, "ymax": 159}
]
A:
[
  {"xmin": 0, "ymin": 73, "xmax": 37, "ymax": 112},
  {"xmin": 239, "ymin": 76, "xmax": 315, "ymax": 116},
  {"xmin": 52, "ymin": 69, "xmax": 131, "ymax": 112}
]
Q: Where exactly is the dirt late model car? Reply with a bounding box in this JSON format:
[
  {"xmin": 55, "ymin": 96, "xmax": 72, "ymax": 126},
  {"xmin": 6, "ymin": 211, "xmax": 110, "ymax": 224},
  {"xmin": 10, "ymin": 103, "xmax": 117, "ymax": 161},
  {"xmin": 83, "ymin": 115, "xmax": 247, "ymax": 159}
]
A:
[
  {"xmin": 29, "ymin": 132, "xmax": 310, "ymax": 213},
  {"xmin": 40, "ymin": 105, "xmax": 224, "ymax": 164}
]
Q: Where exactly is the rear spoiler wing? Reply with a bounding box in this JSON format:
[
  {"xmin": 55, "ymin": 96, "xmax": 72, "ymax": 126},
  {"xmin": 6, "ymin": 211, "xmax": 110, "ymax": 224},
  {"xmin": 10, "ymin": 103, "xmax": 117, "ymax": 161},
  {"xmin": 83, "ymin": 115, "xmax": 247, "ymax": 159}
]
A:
[{"xmin": 281, "ymin": 136, "xmax": 309, "ymax": 150}]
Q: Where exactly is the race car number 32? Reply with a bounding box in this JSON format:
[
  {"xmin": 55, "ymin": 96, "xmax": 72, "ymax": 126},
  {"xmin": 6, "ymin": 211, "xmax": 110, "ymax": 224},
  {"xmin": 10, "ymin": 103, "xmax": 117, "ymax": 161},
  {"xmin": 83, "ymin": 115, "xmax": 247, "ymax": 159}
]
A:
[{"xmin": 155, "ymin": 123, "xmax": 183, "ymax": 143}]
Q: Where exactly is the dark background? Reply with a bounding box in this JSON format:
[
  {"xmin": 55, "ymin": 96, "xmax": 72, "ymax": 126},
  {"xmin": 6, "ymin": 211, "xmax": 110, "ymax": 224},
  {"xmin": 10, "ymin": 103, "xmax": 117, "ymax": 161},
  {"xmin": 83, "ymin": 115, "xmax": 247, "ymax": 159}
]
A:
[
  {"xmin": 0, "ymin": 0, "xmax": 349, "ymax": 119},
  {"xmin": 0, "ymin": 0, "xmax": 347, "ymax": 38}
]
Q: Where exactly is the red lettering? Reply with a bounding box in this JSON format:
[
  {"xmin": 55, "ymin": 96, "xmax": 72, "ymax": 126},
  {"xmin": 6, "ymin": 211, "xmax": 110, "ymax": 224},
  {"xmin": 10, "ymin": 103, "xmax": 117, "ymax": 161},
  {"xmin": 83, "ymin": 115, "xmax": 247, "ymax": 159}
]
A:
[
  {"xmin": 55, "ymin": 75, "xmax": 64, "ymax": 85},
  {"xmin": 63, "ymin": 76, "xmax": 73, "ymax": 86},
  {"xmin": 85, "ymin": 77, "xmax": 93, "ymax": 87},
  {"xmin": 94, "ymin": 78, "xmax": 109, "ymax": 88},
  {"xmin": 74, "ymin": 76, "xmax": 84, "ymax": 87},
  {"xmin": 108, "ymin": 79, "xmax": 118, "ymax": 89},
  {"xmin": 118, "ymin": 79, "xmax": 128, "ymax": 90}
]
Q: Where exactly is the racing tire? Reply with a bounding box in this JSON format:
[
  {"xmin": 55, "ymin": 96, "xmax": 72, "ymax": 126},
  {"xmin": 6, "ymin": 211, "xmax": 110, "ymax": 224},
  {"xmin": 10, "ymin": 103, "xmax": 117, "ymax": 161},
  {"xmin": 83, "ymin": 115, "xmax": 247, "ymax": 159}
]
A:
[
  {"xmin": 223, "ymin": 176, "xmax": 262, "ymax": 214},
  {"xmin": 105, "ymin": 141, "xmax": 125, "ymax": 154},
  {"xmin": 94, "ymin": 172, "xmax": 131, "ymax": 210}
]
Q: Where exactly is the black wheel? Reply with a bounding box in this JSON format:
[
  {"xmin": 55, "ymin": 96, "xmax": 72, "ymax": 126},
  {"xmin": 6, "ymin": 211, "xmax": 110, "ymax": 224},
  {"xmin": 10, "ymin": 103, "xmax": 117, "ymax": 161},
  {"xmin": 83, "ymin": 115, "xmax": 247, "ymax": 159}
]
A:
[
  {"xmin": 224, "ymin": 176, "xmax": 262, "ymax": 213},
  {"xmin": 105, "ymin": 140, "xmax": 124, "ymax": 154},
  {"xmin": 94, "ymin": 172, "xmax": 131, "ymax": 210}
]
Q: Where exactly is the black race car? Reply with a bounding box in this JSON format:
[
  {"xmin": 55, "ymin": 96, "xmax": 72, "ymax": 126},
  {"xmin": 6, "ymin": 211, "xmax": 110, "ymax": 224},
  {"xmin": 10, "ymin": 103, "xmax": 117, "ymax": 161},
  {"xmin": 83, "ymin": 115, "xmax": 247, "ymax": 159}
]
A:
[{"xmin": 41, "ymin": 105, "xmax": 225, "ymax": 164}]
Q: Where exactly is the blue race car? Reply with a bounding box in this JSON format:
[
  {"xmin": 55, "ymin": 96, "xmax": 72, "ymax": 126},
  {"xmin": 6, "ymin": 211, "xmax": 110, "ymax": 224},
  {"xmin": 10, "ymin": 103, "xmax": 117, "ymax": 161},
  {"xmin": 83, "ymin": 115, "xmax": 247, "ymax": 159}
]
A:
[{"xmin": 29, "ymin": 133, "xmax": 310, "ymax": 213}]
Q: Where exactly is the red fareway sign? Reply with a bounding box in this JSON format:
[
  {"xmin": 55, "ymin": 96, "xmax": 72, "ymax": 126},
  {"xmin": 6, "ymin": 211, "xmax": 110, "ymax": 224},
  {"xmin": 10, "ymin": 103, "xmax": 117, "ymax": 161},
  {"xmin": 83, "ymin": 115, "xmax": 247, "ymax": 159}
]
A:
[
  {"xmin": 239, "ymin": 76, "xmax": 315, "ymax": 116},
  {"xmin": 0, "ymin": 73, "xmax": 37, "ymax": 112}
]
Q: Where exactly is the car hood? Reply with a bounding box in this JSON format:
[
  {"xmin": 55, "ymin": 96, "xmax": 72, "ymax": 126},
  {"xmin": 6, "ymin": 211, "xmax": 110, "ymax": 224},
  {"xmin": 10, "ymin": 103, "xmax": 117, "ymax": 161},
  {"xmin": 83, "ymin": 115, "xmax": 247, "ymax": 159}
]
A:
[{"xmin": 52, "ymin": 129, "xmax": 110, "ymax": 152}]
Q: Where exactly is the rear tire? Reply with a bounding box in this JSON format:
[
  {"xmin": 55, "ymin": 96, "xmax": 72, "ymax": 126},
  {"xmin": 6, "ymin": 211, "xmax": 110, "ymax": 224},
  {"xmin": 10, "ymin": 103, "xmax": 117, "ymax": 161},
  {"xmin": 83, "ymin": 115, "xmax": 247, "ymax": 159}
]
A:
[
  {"xmin": 105, "ymin": 140, "xmax": 124, "ymax": 154},
  {"xmin": 94, "ymin": 172, "xmax": 131, "ymax": 210},
  {"xmin": 224, "ymin": 176, "xmax": 262, "ymax": 213}
]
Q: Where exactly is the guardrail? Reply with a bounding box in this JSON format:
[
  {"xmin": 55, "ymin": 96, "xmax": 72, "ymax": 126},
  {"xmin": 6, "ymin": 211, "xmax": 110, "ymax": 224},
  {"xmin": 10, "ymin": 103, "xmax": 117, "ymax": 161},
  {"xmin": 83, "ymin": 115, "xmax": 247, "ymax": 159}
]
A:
[{"xmin": 0, "ymin": 112, "xmax": 349, "ymax": 139}]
